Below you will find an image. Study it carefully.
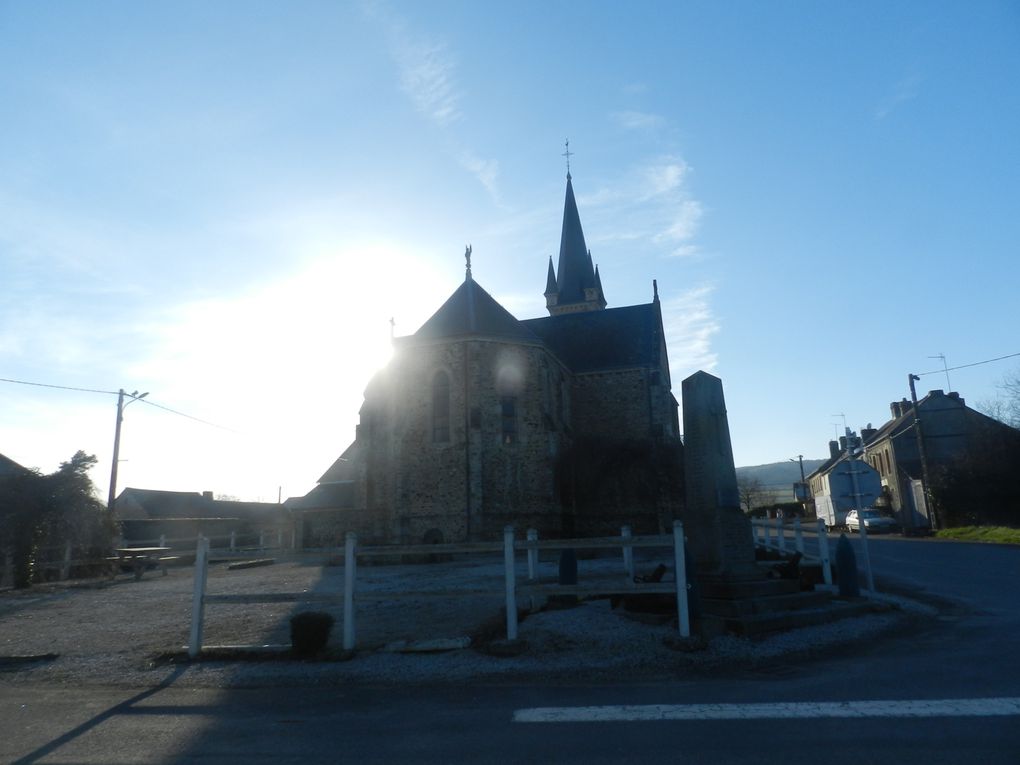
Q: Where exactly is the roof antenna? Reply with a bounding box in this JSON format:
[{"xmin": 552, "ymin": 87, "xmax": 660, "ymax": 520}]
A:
[
  {"xmin": 465, "ymin": 244, "xmax": 473, "ymax": 281},
  {"xmin": 562, "ymin": 139, "xmax": 573, "ymax": 179},
  {"xmin": 653, "ymin": 279, "xmax": 659, "ymax": 302}
]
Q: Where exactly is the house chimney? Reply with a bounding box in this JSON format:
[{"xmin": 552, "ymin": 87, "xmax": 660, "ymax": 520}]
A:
[
  {"xmin": 861, "ymin": 423, "xmax": 877, "ymax": 442},
  {"xmin": 890, "ymin": 402, "xmax": 901, "ymax": 418},
  {"xmin": 829, "ymin": 440, "xmax": 840, "ymax": 459},
  {"xmin": 202, "ymin": 490, "xmax": 214, "ymax": 501},
  {"xmin": 839, "ymin": 436, "xmax": 847, "ymax": 453}
]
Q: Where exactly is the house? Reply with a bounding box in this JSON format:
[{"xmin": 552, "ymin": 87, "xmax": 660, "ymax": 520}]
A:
[
  {"xmin": 804, "ymin": 432, "xmax": 883, "ymax": 526},
  {"xmin": 115, "ymin": 487, "xmax": 286, "ymax": 546},
  {"xmin": 862, "ymin": 389, "xmax": 1020, "ymax": 528},
  {"xmin": 290, "ymin": 171, "xmax": 685, "ymax": 545}
]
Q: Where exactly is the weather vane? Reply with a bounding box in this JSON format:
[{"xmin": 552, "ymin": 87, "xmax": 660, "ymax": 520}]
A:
[
  {"xmin": 465, "ymin": 244, "xmax": 472, "ymax": 280},
  {"xmin": 562, "ymin": 139, "xmax": 573, "ymax": 177}
]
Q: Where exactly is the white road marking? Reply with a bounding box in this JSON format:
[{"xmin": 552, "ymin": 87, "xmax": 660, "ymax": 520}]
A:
[{"xmin": 513, "ymin": 697, "xmax": 1020, "ymax": 723}]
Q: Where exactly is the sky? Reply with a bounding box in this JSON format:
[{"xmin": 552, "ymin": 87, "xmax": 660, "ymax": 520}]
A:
[{"xmin": 2, "ymin": 1, "xmax": 1019, "ymax": 503}]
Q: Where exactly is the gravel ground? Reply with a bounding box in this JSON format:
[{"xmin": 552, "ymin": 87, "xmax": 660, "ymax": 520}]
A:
[{"xmin": 0, "ymin": 553, "xmax": 932, "ymax": 688}]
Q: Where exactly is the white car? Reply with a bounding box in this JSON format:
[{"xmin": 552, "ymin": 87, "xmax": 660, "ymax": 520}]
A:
[{"xmin": 846, "ymin": 509, "xmax": 899, "ymax": 534}]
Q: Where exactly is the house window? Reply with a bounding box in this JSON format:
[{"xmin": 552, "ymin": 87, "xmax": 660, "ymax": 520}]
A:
[
  {"xmin": 432, "ymin": 371, "xmax": 450, "ymax": 443},
  {"xmin": 501, "ymin": 396, "xmax": 517, "ymax": 444}
]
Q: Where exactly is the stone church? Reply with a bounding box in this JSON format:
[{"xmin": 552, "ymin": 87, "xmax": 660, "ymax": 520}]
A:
[{"xmin": 294, "ymin": 172, "xmax": 685, "ymax": 545}]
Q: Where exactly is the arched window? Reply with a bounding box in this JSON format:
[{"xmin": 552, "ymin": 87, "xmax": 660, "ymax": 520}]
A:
[
  {"xmin": 501, "ymin": 396, "xmax": 517, "ymax": 444},
  {"xmin": 432, "ymin": 371, "xmax": 450, "ymax": 443}
]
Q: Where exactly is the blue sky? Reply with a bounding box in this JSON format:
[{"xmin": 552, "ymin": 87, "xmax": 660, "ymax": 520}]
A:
[{"xmin": 2, "ymin": 1, "xmax": 1018, "ymax": 501}]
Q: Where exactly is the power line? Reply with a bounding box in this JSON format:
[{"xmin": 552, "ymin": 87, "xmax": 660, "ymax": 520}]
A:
[
  {"xmin": 916, "ymin": 351, "xmax": 1020, "ymax": 377},
  {"xmin": 1, "ymin": 374, "xmax": 241, "ymax": 434},
  {"xmin": 0, "ymin": 376, "xmax": 118, "ymax": 396},
  {"xmin": 138, "ymin": 398, "xmax": 243, "ymax": 435}
]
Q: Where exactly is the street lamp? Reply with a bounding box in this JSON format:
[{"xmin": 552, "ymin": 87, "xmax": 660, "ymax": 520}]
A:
[{"xmin": 107, "ymin": 389, "xmax": 149, "ymax": 516}]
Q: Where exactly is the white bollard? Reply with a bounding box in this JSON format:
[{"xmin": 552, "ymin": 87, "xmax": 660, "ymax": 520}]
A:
[
  {"xmin": 777, "ymin": 516, "xmax": 787, "ymax": 555},
  {"xmin": 672, "ymin": 521, "xmax": 691, "ymax": 638},
  {"xmin": 503, "ymin": 526, "xmax": 518, "ymax": 640},
  {"xmin": 794, "ymin": 518, "xmax": 804, "ymax": 555},
  {"xmin": 159, "ymin": 534, "xmax": 166, "ymax": 549},
  {"xmin": 526, "ymin": 528, "xmax": 538, "ymax": 581},
  {"xmin": 188, "ymin": 535, "xmax": 210, "ymax": 658},
  {"xmin": 817, "ymin": 519, "xmax": 833, "ymax": 587},
  {"xmin": 621, "ymin": 525, "xmax": 635, "ymax": 582},
  {"xmin": 343, "ymin": 533, "xmax": 357, "ymax": 651},
  {"xmin": 858, "ymin": 522, "xmax": 876, "ymax": 593}
]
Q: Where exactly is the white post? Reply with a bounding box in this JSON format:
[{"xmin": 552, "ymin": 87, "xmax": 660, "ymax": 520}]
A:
[
  {"xmin": 230, "ymin": 531, "xmax": 236, "ymax": 551},
  {"xmin": 60, "ymin": 540, "xmax": 72, "ymax": 580},
  {"xmin": 526, "ymin": 528, "xmax": 538, "ymax": 581},
  {"xmin": 188, "ymin": 535, "xmax": 210, "ymax": 658},
  {"xmin": 794, "ymin": 518, "xmax": 804, "ymax": 555},
  {"xmin": 672, "ymin": 521, "xmax": 691, "ymax": 638},
  {"xmin": 503, "ymin": 526, "xmax": 518, "ymax": 641},
  {"xmin": 859, "ymin": 522, "xmax": 876, "ymax": 593},
  {"xmin": 159, "ymin": 534, "xmax": 166, "ymax": 549},
  {"xmin": 621, "ymin": 525, "xmax": 634, "ymax": 582},
  {"xmin": 777, "ymin": 516, "xmax": 787, "ymax": 555},
  {"xmin": 343, "ymin": 532, "xmax": 357, "ymax": 651},
  {"xmin": 817, "ymin": 519, "xmax": 833, "ymax": 587}
]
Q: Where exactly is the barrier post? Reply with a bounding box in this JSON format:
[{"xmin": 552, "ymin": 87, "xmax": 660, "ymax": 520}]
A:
[
  {"xmin": 343, "ymin": 533, "xmax": 357, "ymax": 651},
  {"xmin": 159, "ymin": 534, "xmax": 166, "ymax": 549},
  {"xmin": 503, "ymin": 526, "xmax": 518, "ymax": 640},
  {"xmin": 526, "ymin": 528, "xmax": 538, "ymax": 581},
  {"xmin": 188, "ymin": 535, "xmax": 210, "ymax": 658},
  {"xmin": 621, "ymin": 525, "xmax": 634, "ymax": 581},
  {"xmin": 672, "ymin": 521, "xmax": 690, "ymax": 638},
  {"xmin": 817, "ymin": 519, "xmax": 833, "ymax": 586},
  {"xmin": 60, "ymin": 541, "xmax": 72, "ymax": 580}
]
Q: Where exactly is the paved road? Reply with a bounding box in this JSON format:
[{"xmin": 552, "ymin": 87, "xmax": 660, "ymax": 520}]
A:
[{"xmin": 3, "ymin": 536, "xmax": 1018, "ymax": 764}]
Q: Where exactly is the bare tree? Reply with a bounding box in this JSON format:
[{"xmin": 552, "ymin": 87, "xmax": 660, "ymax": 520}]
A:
[
  {"xmin": 978, "ymin": 367, "xmax": 1020, "ymax": 428},
  {"xmin": 737, "ymin": 475, "xmax": 775, "ymax": 515}
]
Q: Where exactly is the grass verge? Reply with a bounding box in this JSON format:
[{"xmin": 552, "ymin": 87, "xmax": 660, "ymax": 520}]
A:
[{"xmin": 935, "ymin": 526, "xmax": 1020, "ymax": 545}]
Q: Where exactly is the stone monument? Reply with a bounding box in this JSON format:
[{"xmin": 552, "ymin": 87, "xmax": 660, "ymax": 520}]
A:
[{"xmin": 681, "ymin": 371, "xmax": 758, "ymax": 577}]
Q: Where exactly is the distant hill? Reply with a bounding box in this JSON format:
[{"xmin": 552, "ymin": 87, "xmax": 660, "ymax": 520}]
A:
[{"xmin": 735, "ymin": 458, "xmax": 826, "ymax": 501}]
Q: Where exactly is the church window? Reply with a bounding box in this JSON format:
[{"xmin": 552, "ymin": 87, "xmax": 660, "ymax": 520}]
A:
[
  {"xmin": 501, "ymin": 396, "xmax": 517, "ymax": 444},
  {"xmin": 432, "ymin": 371, "xmax": 450, "ymax": 443}
]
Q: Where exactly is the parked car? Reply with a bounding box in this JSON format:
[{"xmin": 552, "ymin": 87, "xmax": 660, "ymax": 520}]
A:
[{"xmin": 845, "ymin": 508, "xmax": 899, "ymax": 534}]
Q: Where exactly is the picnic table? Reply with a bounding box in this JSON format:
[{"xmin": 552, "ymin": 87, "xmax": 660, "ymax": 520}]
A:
[{"xmin": 110, "ymin": 547, "xmax": 175, "ymax": 580}]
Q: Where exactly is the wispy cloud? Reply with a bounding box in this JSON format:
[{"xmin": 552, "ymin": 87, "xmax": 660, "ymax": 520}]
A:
[
  {"xmin": 658, "ymin": 199, "xmax": 704, "ymax": 243},
  {"xmin": 612, "ymin": 110, "xmax": 665, "ymax": 131},
  {"xmin": 370, "ymin": 4, "xmax": 500, "ymax": 201},
  {"xmin": 660, "ymin": 284, "xmax": 720, "ymax": 380},
  {"xmin": 875, "ymin": 72, "xmax": 922, "ymax": 121},
  {"xmin": 458, "ymin": 150, "xmax": 501, "ymax": 202},
  {"xmin": 393, "ymin": 38, "xmax": 461, "ymax": 126}
]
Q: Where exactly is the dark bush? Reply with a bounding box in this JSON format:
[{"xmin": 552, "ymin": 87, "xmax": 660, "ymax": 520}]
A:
[{"xmin": 290, "ymin": 612, "xmax": 335, "ymax": 657}]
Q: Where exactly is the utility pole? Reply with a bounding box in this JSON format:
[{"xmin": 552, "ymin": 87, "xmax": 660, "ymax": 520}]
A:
[
  {"xmin": 908, "ymin": 374, "xmax": 939, "ymax": 531},
  {"xmin": 107, "ymin": 389, "xmax": 148, "ymax": 516}
]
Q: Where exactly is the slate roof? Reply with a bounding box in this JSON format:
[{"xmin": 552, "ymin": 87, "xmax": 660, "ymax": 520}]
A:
[
  {"xmin": 115, "ymin": 487, "xmax": 281, "ymax": 520},
  {"xmin": 285, "ymin": 482, "xmax": 354, "ymax": 511},
  {"xmin": 413, "ymin": 278, "xmax": 540, "ymax": 343},
  {"xmin": 554, "ymin": 175, "xmax": 598, "ymax": 305},
  {"xmin": 521, "ymin": 302, "xmax": 663, "ymax": 373},
  {"xmin": 0, "ymin": 453, "xmax": 30, "ymax": 477},
  {"xmin": 317, "ymin": 441, "xmax": 361, "ymax": 484}
]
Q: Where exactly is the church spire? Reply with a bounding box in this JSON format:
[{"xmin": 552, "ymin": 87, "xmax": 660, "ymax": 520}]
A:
[{"xmin": 546, "ymin": 162, "xmax": 605, "ymax": 316}]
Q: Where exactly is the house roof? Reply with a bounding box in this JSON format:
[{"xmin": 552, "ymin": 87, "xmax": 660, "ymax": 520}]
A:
[
  {"xmin": 317, "ymin": 440, "xmax": 361, "ymax": 484},
  {"xmin": 521, "ymin": 302, "xmax": 663, "ymax": 373},
  {"xmin": 115, "ymin": 487, "xmax": 281, "ymax": 520},
  {"xmin": 412, "ymin": 277, "xmax": 540, "ymax": 343},
  {"xmin": 285, "ymin": 482, "xmax": 354, "ymax": 511},
  {"xmin": 0, "ymin": 453, "xmax": 30, "ymax": 477}
]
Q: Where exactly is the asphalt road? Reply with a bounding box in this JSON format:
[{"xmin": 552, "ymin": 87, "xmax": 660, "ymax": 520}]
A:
[{"xmin": 3, "ymin": 536, "xmax": 1018, "ymax": 764}]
